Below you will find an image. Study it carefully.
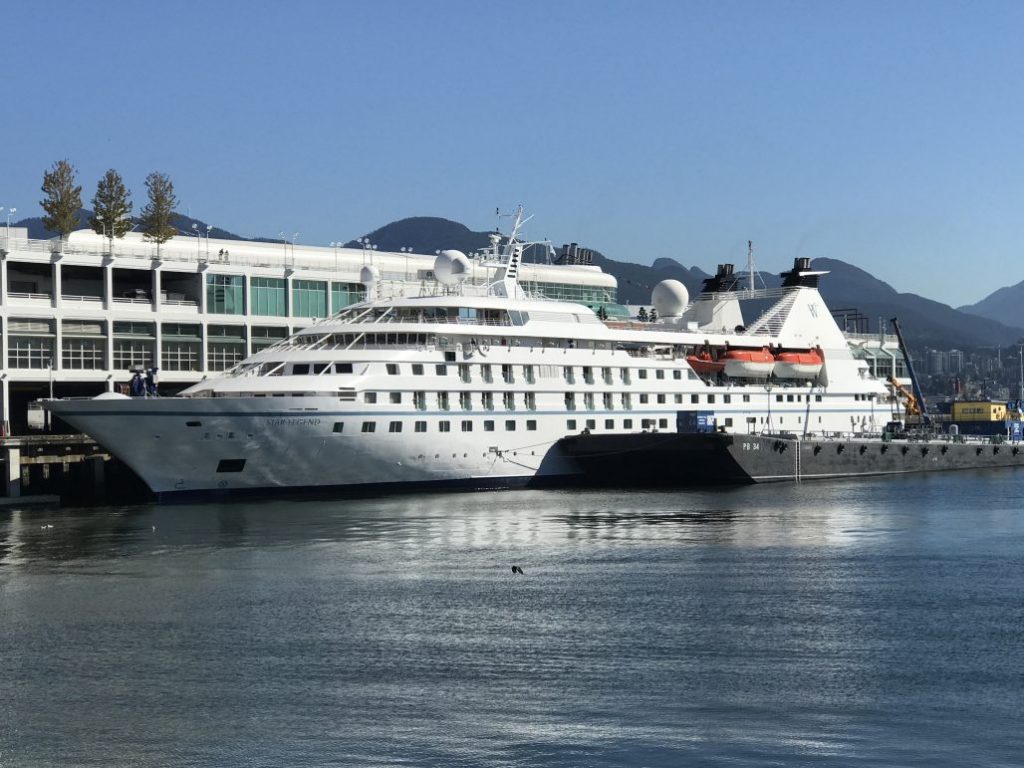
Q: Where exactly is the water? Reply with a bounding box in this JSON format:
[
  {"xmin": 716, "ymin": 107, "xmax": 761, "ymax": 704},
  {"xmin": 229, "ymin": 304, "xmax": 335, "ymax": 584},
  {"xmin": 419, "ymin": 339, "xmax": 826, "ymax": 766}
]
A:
[{"xmin": 3, "ymin": 470, "xmax": 1024, "ymax": 766}]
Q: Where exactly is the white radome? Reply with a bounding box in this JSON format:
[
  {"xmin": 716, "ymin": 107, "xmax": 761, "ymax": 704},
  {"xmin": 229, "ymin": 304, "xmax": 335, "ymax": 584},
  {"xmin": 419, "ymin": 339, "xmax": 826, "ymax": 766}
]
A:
[
  {"xmin": 651, "ymin": 279, "xmax": 689, "ymax": 317},
  {"xmin": 434, "ymin": 250, "xmax": 471, "ymax": 284}
]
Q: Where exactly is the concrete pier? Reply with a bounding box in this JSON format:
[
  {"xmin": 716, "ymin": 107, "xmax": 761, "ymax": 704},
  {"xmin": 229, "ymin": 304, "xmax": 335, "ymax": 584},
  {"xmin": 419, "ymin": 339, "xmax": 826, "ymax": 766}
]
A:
[{"xmin": 0, "ymin": 434, "xmax": 113, "ymax": 500}]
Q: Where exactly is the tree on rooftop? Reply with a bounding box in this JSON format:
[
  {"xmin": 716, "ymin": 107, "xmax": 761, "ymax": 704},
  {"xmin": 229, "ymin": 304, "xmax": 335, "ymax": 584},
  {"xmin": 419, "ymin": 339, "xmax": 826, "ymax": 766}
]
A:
[
  {"xmin": 40, "ymin": 159, "xmax": 83, "ymax": 241},
  {"xmin": 89, "ymin": 169, "xmax": 133, "ymax": 252},
  {"xmin": 139, "ymin": 171, "xmax": 178, "ymax": 258}
]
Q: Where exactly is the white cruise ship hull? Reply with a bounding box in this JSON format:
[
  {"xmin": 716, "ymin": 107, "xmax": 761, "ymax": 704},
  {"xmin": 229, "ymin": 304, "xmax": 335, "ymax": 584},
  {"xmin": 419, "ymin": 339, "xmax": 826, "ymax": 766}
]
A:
[{"xmin": 46, "ymin": 396, "xmax": 579, "ymax": 499}]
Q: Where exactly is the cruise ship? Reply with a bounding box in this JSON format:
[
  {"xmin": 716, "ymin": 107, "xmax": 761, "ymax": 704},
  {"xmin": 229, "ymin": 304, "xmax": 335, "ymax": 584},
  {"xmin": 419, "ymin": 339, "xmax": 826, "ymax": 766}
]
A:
[{"xmin": 45, "ymin": 210, "xmax": 906, "ymax": 499}]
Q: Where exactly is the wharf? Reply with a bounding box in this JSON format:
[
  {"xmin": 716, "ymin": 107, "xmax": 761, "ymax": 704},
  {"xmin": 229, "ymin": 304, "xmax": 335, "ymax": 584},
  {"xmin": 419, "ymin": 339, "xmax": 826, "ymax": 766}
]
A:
[{"xmin": 0, "ymin": 434, "xmax": 113, "ymax": 500}]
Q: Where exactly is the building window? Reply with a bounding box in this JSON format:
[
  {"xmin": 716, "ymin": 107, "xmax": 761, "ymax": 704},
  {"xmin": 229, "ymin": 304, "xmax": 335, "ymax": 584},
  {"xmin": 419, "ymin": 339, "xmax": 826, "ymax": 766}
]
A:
[
  {"xmin": 206, "ymin": 274, "xmax": 244, "ymax": 315},
  {"xmin": 361, "ymin": 422, "xmax": 376, "ymax": 433},
  {"xmin": 8, "ymin": 336, "xmax": 54, "ymax": 369},
  {"xmin": 389, "ymin": 421, "xmax": 403, "ymax": 433},
  {"xmin": 292, "ymin": 279, "xmax": 328, "ymax": 318},
  {"xmin": 251, "ymin": 277, "xmax": 287, "ymax": 316},
  {"xmin": 62, "ymin": 338, "xmax": 105, "ymax": 370},
  {"xmin": 331, "ymin": 282, "xmax": 366, "ymax": 312}
]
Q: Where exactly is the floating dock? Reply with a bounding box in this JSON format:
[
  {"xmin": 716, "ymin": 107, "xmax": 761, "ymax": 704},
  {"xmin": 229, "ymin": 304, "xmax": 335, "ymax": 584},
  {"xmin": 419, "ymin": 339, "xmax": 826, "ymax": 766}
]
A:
[{"xmin": 558, "ymin": 431, "xmax": 1024, "ymax": 486}]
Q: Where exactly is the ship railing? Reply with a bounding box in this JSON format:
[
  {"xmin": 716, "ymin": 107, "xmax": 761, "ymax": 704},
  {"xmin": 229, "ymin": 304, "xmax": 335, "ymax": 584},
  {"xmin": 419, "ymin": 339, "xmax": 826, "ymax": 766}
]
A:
[{"xmin": 7, "ymin": 291, "xmax": 53, "ymax": 301}]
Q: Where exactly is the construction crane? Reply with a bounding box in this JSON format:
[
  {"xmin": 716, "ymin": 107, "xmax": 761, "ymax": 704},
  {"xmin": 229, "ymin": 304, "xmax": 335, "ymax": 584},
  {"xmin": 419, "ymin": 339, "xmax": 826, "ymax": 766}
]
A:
[
  {"xmin": 890, "ymin": 317, "xmax": 930, "ymax": 426},
  {"xmin": 887, "ymin": 375, "xmax": 921, "ymax": 419}
]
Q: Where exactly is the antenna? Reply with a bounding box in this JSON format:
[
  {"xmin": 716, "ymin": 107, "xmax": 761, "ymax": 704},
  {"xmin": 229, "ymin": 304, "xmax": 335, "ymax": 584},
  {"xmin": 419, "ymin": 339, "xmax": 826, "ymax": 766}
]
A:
[{"xmin": 747, "ymin": 240, "xmax": 754, "ymax": 293}]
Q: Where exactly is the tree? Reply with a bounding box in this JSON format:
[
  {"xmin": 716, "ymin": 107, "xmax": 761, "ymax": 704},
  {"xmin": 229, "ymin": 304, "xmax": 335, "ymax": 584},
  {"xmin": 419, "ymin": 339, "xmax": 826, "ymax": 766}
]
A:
[
  {"xmin": 40, "ymin": 159, "xmax": 83, "ymax": 240},
  {"xmin": 89, "ymin": 169, "xmax": 133, "ymax": 250},
  {"xmin": 139, "ymin": 171, "xmax": 178, "ymax": 256}
]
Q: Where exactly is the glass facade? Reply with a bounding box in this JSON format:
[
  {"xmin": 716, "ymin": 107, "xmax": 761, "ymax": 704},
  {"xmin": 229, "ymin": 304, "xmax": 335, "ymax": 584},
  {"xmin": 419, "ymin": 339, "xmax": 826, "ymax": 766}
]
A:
[
  {"xmin": 161, "ymin": 323, "xmax": 202, "ymax": 372},
  {"xmin": 521, "ymin": 280, "xmax": 617, "ymax": 307},
  {"xmin": 207, "ymin": 325, "xmax": 247, "ymax": 371},
  {"xmin": 331, "ymin": 282, "xmax": 366, "ymax": 313},
  {"xmin": 251, "ymin": 277, "xmax": 287, "ymax": 316},
  {"xmin": 292, "ymin": 280, "xmax": 328, "ymax": 318},
  {"xmin": 251, "ymin": 326, "xmax": 288, "ymax": 352},
  {"xmin": 206, "ymin": 274, "xmax": 244, "ymax": 315}
]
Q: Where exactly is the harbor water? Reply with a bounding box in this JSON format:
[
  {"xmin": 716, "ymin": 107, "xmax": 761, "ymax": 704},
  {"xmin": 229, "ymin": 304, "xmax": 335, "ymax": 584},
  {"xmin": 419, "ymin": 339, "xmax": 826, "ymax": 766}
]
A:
[{"xmin": 2, "ymin": 470, "xmax": 1024, "ymax": 766}]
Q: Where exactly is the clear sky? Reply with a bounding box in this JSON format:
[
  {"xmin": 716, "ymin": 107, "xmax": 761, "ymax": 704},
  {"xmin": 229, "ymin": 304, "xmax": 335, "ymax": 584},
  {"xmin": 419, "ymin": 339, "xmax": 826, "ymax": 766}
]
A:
[{"xmin": 4, "ymin": 0, "xmax": 1022, "ymax": 306}]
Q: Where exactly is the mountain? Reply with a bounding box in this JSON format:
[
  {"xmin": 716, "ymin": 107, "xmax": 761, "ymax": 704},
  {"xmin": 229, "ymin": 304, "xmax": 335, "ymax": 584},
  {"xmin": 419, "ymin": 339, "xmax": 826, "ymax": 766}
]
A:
[
  {"xmin": 15, "ymin": 212, "xmax": 267, "ymax": 243},
  {"xmin": 812, "ymin": 258, "xmax": 1024, "ymax": 350},
  {"xmin": 957, "ymin": 281, "xmax": 1024, "ymax": 330}
]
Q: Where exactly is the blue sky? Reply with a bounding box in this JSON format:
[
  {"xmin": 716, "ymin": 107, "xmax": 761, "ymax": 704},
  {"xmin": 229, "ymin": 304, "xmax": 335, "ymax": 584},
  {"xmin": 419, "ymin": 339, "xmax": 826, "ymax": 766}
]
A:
[{"xmin": 4, "ymin": 0, "xmax": 1022, "ymax": 305}]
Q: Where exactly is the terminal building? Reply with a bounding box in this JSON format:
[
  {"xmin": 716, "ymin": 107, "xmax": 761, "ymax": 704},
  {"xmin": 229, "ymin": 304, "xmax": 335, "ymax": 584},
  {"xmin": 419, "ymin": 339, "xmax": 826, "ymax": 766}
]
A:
[{"xmin": 0, "ymin": 228, "xmax": 620, "ymax": 432}]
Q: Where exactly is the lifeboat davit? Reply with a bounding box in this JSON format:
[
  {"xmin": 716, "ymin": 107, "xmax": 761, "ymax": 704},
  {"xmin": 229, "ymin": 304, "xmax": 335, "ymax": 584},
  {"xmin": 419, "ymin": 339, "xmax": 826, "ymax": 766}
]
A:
[
  {"xmin": 774, "ymin": 349, "xmax": 823, "ymax": 379},
  {"xmin": 722, "ymin": 347, "xmax": 775, "ymax": 378},
  {"xmin": 686, "ymin": 351, "xmax": 724, "ymax": 377}
]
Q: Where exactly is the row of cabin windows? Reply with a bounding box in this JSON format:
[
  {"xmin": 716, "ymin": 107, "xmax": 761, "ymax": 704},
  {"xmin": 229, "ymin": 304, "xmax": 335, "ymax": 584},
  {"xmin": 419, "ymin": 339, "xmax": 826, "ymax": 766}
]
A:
[
  {"xmin": 337, "ymin": 417, "xmax": 678, "ymax": 434},
  {"xmin": 287, "ymin": 361, "xmax": 698, "ymax": 383},
  {"xmin": 773, "ymin": 394, "xmax": 826, "ymax": 403},
  {"xmin": 359, "ymin": 391, "xmax": 834, "ymax": 409}
]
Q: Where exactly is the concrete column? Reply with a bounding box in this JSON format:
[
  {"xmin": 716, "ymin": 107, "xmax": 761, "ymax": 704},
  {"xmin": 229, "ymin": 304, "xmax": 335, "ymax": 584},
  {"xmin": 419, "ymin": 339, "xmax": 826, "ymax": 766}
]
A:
[
  {"xmin": 153, "ymin": 268, "xmax": 162, "ymax": 311},
  {"xmin": 199, "ymin": 271, "xmax": 208, "ymax": 315},
  {"xmin": 5, "ymin": 446, "xmax": 20, "ymax": 497},
  {"xmin": 103, "ymin": 262, "xmax": 114, "ymax": 309},
  {"xmin": 1, "ymin": 378, "xmax": 9, "ymax": 436},
  {"xmin": 1, "ymin": 254, "xmax": 8, "ymax": 306},
  {"xmin": 53, "ymin": 259, "xmax": 63, "ymax": 310}
]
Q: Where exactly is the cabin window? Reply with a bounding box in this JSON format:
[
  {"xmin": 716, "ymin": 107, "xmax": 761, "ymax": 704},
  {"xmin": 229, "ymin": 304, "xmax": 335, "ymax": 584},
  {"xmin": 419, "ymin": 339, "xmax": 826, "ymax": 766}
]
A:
[
  {"xmin": 567, "ymin": 419, "xmax": 577, "ymax": 430},
  {"xmin": 502, "ymin": 364, "xmax": 514, "ymax": 384},
  {"xmin": 216, "ymin": 459, "xmax": 246, "ymax": 473},
  {"xmin": 623, "ymin": 419, "xmax": 633, "ymax": 429},
  {"xmin": 438, "ymin": 392, "xmax": 450, "ymax": 410},
  {"xmin": 655, "ymin": 370, "xmax": 665, "ymax": 380},
  {"xmin": 639, "ymin": 394, "xmax": 649, "ymax": 404},
  {"xmin": 504, "ymin": 392, "xmax": 515, "ymax": 410},
  {"xmin": 564, "ymin": 367, "xmax": 575, "ymax": 384},
  {"xmin": 658, "ymin": 419, "xmax": 668, "ymax": 429},
  {"xmin": 816, "ymin": 395, "xmax": 822, "ymax": 402},
  {"xmin": 505, "ymin": 420, "xmax": 516, "ymax": 431},
  {"xmin": 313, "ymin": 363, "xmax": 330, "ymax": 375},
  {"xmin": 436, "ymin": 364, "xmax": 448, "ymax": 376},
  {"xmin": 787, "ymin": 394, "xmax": 794, "ymax": 402},
  {"xmin": 484, "ymin": 420, "xmax": 495, "ymax": 431},
  {"xmin": 585, "ymin": 393, "xmax": 595, "ymax": 410},
  {"xmin": 674, "ymin": 394, "xmax": 682, "ymax": 404},
  {"xmin": 583, "ymin": 367, "xmax": 594, "ymax": 384},
  {"xmin": 604, "ymin": 393, "xmax": 614, "ymax": 410},
  {"xmin": 333, "ymin": 422, "xmax": 344, "ymax": 433},
  {"xmin": 415, "ymin": 421, "xmax": 427, "ymax": 432},
  {"xmin": 603, "ymin": 367, "xmax": 613, "ymax": 385},
  {"xmin": 707, "ymin": 395, "xmax": 715, "ymax": 404},
  {"xmin": 292, "ymin": 363, "xmax": 310, "ymax": 375},
  {"xmin": 390, "ymin": 392, "xmax": 402, "ymax": 404},
  {"xmin": 414, "ymin": 392, "xmax": 427, "ymax": 410},
  {"xmin": 386, "ymin": 363, "xmax": 399, "ymax": 375},
  {"xmin": 462, "ymin": 420, "xmax": 473, "ymax": 432},
  {"xmin": 334, "ymin": 363, "xmax": 353, "ymax": 374},
  {"xmin": 527, "ymin": 420, "xmax": 537, "ymax": 431},
  {"xmin": 364, "ymin": 392, "xmax": 377, "ymax": 404},
  {"xmin": 565, "ymin": 393, "xmax": 577, "ymax": 411},
  {"xmin": 743, "ymin": 394, "xmax": 750, "ymax": 402},
  {"xmin": 389, "ymin": 421, "xmax": 402, "ymax": 433},
  {"xmin": 361, "ymin": 422, "xmax": 376, "ymax": 433},
  {"xmin": 724, "ymin": 418, "xmax": 733, "ymax": 427},
  {"xmin": 585, "ymin": 419, "xmax": 596, "ymax": 430},
  {"xmin": 622, "ymin": 393, "xmax": 632, "ymax": 410},
  {"xmin": 460, "ymin": 392, "xmax": 472, "ymax": 410},
  {"xmin": 524, "ymin": 365, "xmax": 535, "ymax": 384},
  {"xmin": 776, "ymin": 395, "xmax": 783, "ymax": 402},
  {"xmin": 657, "ymin": 394, "xmax": 666, "ymax": 404},
  {"xmin": 439, "ymin": 421, "xmax": 451, "ymax": 432},
  {"xmin": 605, "ymin": 419, "xmax": 614, "ymax": 429},
  {"xmin": 673, "ymin": 370, "xmax": 682, "ymax": 380},
  {"xmin": 481, "ymin": 364, "xmax": 493, "ymax": 383},
  {"xmin": 482, "ymin": 392, "xmax": 494, "ymax": 411},
  {"xmin": 525, "ymin": 392, "xmax": 536, "ymax": 410},
  {"xmin": 412, "ymin": 364, "xmax": 424, "ymax": 375},
  {"xmin": 723, "ymin": 394, "xmax": 731, "ymax": 404},
  {"xmin": 459, "ymin": 364, "xmax": 471, "ymax": 383},
  {"xmin": 639, "ymin": 369, "xmax": 648, "ymax": 379},
  {"xmin": 620, "ymin": 368, "xmax": 631, "ymax": 384},
  {"xmin": 691, "ymin": 394, "xmax": 699, "ymax": 404}
]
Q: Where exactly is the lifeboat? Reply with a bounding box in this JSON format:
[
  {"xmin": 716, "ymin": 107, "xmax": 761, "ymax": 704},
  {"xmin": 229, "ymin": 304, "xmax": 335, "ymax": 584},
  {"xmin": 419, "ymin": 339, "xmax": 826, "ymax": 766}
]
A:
[
  {"xmin": 686, "ymin": 351, "xmax": 724, "ymax": 377},
  {"xmin": 722, "ymin": 347, "xmax": 775, "ymax": 378},
  {"xmin": 774, "ymin": 348, "xmax": 823, "ymax": 379}
]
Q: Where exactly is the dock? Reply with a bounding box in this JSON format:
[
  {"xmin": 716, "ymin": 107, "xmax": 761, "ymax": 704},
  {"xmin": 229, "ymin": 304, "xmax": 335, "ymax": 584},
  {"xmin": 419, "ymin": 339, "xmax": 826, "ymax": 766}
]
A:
[{"xmin": 0, "ymin": 434, "xmax": 118, "ymax": 500}]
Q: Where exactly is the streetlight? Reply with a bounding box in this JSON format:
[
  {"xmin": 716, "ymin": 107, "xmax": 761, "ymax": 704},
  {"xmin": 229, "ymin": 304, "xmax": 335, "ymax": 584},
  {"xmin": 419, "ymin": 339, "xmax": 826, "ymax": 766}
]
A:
[
  {"xmin": 1, "ymin": 206, "xmax": 16, "ymax": 242},
  {"xmin": 192, "ymin": 223, "xmax": 203, "ymax": 258}
]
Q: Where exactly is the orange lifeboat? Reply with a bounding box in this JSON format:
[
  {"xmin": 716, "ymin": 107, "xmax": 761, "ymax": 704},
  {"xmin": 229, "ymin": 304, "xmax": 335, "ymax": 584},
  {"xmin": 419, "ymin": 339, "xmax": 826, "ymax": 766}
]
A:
[
  {"xmin": 722, "ymin": 347, "xmax": 775, "ymax": 378},
  {"xmin": 774, "ymin": 348, "xmax": 823, "ymax": 379},
  {"xmin": 686, "ymin": 350, "xmax": 724, "ymax": 377}
]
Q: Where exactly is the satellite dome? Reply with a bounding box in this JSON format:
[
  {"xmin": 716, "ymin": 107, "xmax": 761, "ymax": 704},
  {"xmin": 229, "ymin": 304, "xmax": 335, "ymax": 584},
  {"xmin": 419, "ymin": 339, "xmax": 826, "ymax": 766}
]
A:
[
  {"xmin": 359, "ymin": 265, "xmax": 380, "ymax": 285},
  {"xmin": 434, "ymin": 250, "xmax": 470, "ymax": 284},
  {"xmin": 651, "ymin": 279, "xmax": 689, "ymax": 317}
]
